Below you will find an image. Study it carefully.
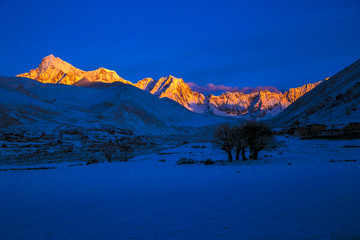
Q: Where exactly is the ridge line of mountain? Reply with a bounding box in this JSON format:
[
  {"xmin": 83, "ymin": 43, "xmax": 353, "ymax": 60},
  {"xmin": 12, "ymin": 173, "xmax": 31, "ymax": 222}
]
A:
[{"xmin": 17, "ymin": 54, "xmax": 324, "ymax": 118}]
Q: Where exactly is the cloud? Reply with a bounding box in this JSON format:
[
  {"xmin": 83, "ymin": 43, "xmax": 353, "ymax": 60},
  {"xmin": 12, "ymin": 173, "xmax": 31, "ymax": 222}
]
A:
[
  {"xmin": 187, "ymin": 82, "xmax": 280, "ymax": 95},
  {"xmin": 187, "ymin": 82, "xmax": 239, "ymax": 95},
  {"xmin": 239, "ymin": 86, "xmax": 281, "ymax": 94}
]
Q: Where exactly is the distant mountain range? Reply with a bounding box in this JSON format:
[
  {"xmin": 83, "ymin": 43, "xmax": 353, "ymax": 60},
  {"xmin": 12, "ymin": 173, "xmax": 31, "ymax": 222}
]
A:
[
  {"xmin": 0, "ymin": 55, "xmax": 357, "ymax": 133},
  {"xmin": 17, "ymin": 55, "xmax": 322, "ymax": 119}
]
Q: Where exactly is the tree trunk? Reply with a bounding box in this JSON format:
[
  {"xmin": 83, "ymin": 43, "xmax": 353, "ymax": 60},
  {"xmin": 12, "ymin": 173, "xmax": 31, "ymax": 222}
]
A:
[
  {"xmin": 227, "ymin": 150, "xmax": 233, "ymax": 162},
  {"xmin": 235, "ymin": 148, "xmax": 240, "ymax": 160},
  {"xmin": 249, "ymin": 147, "xmax": 254, "ymax": 160},
  {"xmin": 241, "ymin": 147, "xmax": 247, "ymax": 161},
  {"xmin": 252, "ymin": 150, "xmax": 259, "ymax": 160}
]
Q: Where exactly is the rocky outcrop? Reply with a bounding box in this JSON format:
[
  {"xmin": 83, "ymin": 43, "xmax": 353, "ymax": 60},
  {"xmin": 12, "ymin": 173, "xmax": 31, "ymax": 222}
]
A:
[{"xmin": 17, "ymin": 55, "xmax": 132, "ymax": 85}]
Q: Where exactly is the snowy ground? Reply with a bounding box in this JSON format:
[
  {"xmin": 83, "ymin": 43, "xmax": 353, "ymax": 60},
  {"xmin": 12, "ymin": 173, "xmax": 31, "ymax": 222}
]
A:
[{"xmin": 0, "ymin": 136, "xmax": 359, "ymax": 240}]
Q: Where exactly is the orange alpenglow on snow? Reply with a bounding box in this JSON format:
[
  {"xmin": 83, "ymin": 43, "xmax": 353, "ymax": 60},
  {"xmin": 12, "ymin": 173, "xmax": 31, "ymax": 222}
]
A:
[
  {"xmin": 17, "ymin": 55, "xmax": 322, "ymax": 118},
  {"xmin": 17, "ymin": 54, "xmax": 133, "ymax": 85}
]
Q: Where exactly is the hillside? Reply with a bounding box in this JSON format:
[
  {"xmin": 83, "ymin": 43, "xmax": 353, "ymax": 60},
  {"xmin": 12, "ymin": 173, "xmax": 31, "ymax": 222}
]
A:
[
  {"xmin": 0, "ymin": 76, "xmax": 231, "ymax": 135},
  {"xmin": 268, "ymin": 59, "xmax": 360, "ymax": 128}
]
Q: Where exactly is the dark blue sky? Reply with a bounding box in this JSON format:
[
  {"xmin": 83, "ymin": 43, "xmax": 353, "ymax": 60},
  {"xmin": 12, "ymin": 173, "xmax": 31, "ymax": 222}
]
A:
[{"xmin": 0, "ymin": 0, "xmax": 359, "ymax": 89}]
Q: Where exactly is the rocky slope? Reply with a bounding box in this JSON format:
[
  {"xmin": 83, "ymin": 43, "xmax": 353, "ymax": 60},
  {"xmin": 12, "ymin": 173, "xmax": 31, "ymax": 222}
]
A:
[
  {"xmin": 17, "ymin": 55, "xmax": 132, "ymax": 85},
  {"xmin": 268, "ymin": 59, "xmax": 360, "ymax": 127},
  {"xmin": 17, "ymin": 55, "xmax": 322, "ymax": 118}
]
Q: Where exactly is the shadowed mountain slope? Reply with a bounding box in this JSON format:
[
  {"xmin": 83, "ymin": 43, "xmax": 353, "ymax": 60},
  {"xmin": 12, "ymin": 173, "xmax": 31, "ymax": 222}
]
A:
[
  {"xmin": 268, "ymin": 59, "xmax": 360, "ymax": 127},
  {"xmin": 0, "ymin": 76, "xmax": 232, "ymax": 134}
]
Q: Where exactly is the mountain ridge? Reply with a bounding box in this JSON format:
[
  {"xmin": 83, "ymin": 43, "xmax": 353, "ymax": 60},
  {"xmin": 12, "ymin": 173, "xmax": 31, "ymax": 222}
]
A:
[
  {"xmin": 17, "ymin": 55, "xmax": 133, "ymax": 85},
  {"xmin": 17, "ymin": 55, "xmax": 323, "ymax": 118}
]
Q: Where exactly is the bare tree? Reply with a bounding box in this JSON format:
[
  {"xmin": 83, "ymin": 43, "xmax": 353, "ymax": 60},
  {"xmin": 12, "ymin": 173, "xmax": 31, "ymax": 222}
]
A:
[
  {"xmin": 212, "ymin": 124, "xmax": 234, "ymax": 161},
  {"xmin": 242, "ymin": 120, "xmax": 273, "ymax": 160},
  {"xmin": 232, "ymin": 126, "xmax": 248, "ymax": 160}
]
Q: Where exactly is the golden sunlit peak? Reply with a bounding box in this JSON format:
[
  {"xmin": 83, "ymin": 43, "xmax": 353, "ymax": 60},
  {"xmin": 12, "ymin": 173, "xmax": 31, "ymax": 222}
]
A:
[
  {"xmin": 166, "ymin": 75, "xmax": 184, "ymax": 82},
  {"xmin": 98, "ymin": 67, "xmax": 116, "ymax": 72}
]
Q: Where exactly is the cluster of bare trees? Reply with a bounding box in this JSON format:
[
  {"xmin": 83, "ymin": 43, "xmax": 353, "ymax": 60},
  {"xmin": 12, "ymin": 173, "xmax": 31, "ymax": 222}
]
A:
[{"xmin": 213, "ymin": 121, "xmax": 274, "ymax": 161}]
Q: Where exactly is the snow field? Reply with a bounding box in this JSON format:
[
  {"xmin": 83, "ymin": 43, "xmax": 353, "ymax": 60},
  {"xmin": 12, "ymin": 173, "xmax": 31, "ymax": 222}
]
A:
[{"xmin": 0, "ymin": 136, "xmax": 359, "ymax": 239}]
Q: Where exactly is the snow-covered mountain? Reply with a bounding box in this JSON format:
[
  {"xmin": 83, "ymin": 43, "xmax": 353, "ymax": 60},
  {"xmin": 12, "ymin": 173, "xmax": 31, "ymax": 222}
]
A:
[
  {"xmin": 0, "ymin": 76, "xmax": 230, "ymax": 134},
  {"xmin": 17, "ymin": 55, "xmax": 132, "ymax": 85},
  {"xmin": 136, "ymin": 75, "xmax": 321, "ymax": 117},
  {"xmin": 17, "ymin": 55, "xmax": 321, "ymax": 118},
  {"xmin": 268, "ymin": 59, "xmax": 360, "ymax": 127},
  {"xmin": 136, "ymin": 76, "xmax": 205, "ymax": 111},
  {"xmin": 206, "ymin": 81, "xmax": 322, "ymax": 118},
  {"xmin": 0, "ymin": 81, "xmax": 55, "ymax": 128}
]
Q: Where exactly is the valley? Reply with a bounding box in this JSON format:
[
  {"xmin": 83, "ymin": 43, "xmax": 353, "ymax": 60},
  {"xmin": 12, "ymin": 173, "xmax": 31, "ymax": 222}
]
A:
[
  {"xmin": 1, "ymin": 1, "xmax": 359, "ymax": 240},
  {"xmin": 0, "ymin": 55, "xmax": 359, "ymax": 240}
]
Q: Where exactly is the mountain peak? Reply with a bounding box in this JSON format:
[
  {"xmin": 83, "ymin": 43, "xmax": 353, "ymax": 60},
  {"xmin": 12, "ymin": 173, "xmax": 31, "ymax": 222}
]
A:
[
  {"xmin": 98, "ymin": 67, "xmax": 114, "ymax": 72},
  {"xmin": 164, "ymin": 75, "xmax": 185, "ymax": 85},
  {"xmin": 39, "ymin": 54, "xmax": 72, "ymax": 73},
  {"xmin": 18, "ymin": 55, "xmax": 131, "ymax": 85},
  {"xmin": 43, "ymin": 54, "xmax": 55, "ymax": 61},
  {"xmin": 135, "ymin": 78, "xmax": 156, "ymax": 91},
  {"xmin": 16, "ymin": 55, "xmax": 331, "ymax": 119},
  {"xmin": 40, "ymin": 54, "xmax": 56, "ymax": 68},
  {"xmin": 149, "ymin": 75, "xmax": 205, "ymax": 110}
]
